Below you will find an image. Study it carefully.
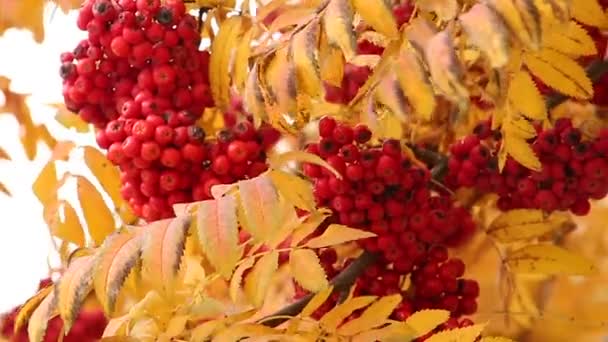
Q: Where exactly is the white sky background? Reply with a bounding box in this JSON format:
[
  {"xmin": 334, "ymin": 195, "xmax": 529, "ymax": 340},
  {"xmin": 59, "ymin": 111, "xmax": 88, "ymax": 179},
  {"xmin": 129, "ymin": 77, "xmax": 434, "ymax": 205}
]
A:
[{"xmin": 0, "ymin": 4, "xmax": 88, "ymax": 313}]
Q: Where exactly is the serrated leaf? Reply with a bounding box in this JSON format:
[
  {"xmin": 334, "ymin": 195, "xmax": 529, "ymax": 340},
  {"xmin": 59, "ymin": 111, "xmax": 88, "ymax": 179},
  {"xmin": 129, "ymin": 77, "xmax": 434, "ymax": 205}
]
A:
[
  {"xmin": 53, "ymin": 104, "xmax": 89, "ymax": 132},
  {"xmin": 244, "ymin": 251, "xmax": 279, "ymax": 307},
  {"xmin": 76, "ymin": 176, "xmax": 115, "ymax": 245},
  {"xmin": 270, "ymin": 151, "xmax": 341, "ymax": 178},
  {"xmin": 544, "ymin": 21, "xmax": 597, "ymax": 56},
  {"xmin": 523, "ymin": 48, "xmax": 593, "ymax": 99},
  {"xmin": 305, "ymin": 224, "xmax": 376, "ymax": 248},
  {"xmin": 352, "ymin": 322, "xmax": 415, "ymax": 342},
  {"xmin": 84, "ymin": 146, "xmax": 135, "ymax": 224},
  {"xmin": 396, "ymin": 49, "xmax": 436, "ymax": 121},
  {"xmin": 459, "ymin": 4, "xmax": 510, "ymax": 68},
  {"xmin": 238, "ymin": 174, "xmax": 282, "ymax": 242},
  {"xmin": 230, "ymin": 257, "xmax": 256, "ymax": 302},
  {"xmin": 424, "ymin": 30, "xmax": 469, "ymax": 103},
  {"xmin": 301, "ymin": 285, "xmax": 334, "ymax": 317},
  {"xmin": 319, "ymin": 35, "xmax": 345, "ymax": 86},
  {"xmin": 291, "ymin": 18, "xmax": 322, "ymax": 97},
  {"xmin": 47, "ymin": 200, "xmax": 85, "ymax": 246},
  {"xmin": 572, "ymin": 0, "xmax": 608, "ymax": 29},
  {"xmin": 514, "ymin": 0, "xmax": 543, "ymax": 49},
  {"xmin": 320, "ymin": 296, "xmax": 377, "ymax": 331},
  {"xmin": 425, "ymin": 323, "xmax": 487, "ymax": 342},
  {"xmin": 338, "ymin": 294, "xmax": 402, "ymax": 335},
  {"xmin": 508, "ymin": 70, "xmax": 546, "ymax": 120},
  {"xmin": 406, "ymin": 309, "xmax": 450, "ymax": 337},
  {"xmin": 14, "ymin": 285, "xmax": 54, "ymax": 334},
  {"xmin": 269, "ymin": 170, "xmax": 315, "ymax": 211},
  {"xmin": 486, "ymin": 0, "xmax": 538, "ymax": 49},
  {"xmin": 209, "ymin": 16, "xmax": 243, "ymax": 110},
  {"xmin": 374, "ymin": 73, "xmax": 409, "ymax": 122},
  {"xmin": 290, "ymin": 249, "xmax": 329, "ymax": 292},
  {"xmin": 291, "ymin": 209, "xmax": 333, "ymax": 247},
  {"xmin": 233, "ymin": 27, "xmax": 254, "ymax": 92},
  {"xmin": 211, "ymin": 323, "xmax": 279, "ymax": 341},
  {"xmin": 506, "ymin": 244, "xmax": 597, "ymax": 275},
  {"xmin": 94, "ymin": 231, "xmax": 143, "ymax": 314},
  {"xmin": 141, "ymin": 216, "xmax": 191, "ymax": 294},
  {"xmin": 487, "ymin": 209, "xmax": 568, "ymax": 242},
  {"xmin": 197, "ymin": 195, "xmax": 240, "ymax": 279},
  {"xmin": 265, "ymin": 47, "xmax": 298, "ymax": 120},
  {"xmin": 503, "ymin": 132, "xmax": 541, "ymax": 171},
  {"xmin": 323, "ymin": 0, "xmax": 356, "ymax": 60},
  {"xmin": 32, "ymin": 161, "xmax": 57, "ymax": 206},
  {"xmin": 480, "ymin": 337, "xmax": 517, "ymax": 342},
  {"xmin": 352, "ymin": 0, "xmax": 398, "ymax": 39},
  {"xmin": 57, "ymin": 256, "xmax": 95, "ymax": 331},
  {"xmin": 244, "ymin": 63, "xmax": 267, "ymax": 126},
  {"xmin": 27, "ymin": 290, "xmax": 57, "ymax": 342}
]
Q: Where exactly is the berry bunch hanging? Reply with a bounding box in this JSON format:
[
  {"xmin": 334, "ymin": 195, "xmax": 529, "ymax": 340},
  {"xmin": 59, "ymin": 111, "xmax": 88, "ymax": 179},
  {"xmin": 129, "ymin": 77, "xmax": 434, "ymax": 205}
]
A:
[{"xmin": 446, "ymin": 118, "xmax": 608, "ymax": 215}]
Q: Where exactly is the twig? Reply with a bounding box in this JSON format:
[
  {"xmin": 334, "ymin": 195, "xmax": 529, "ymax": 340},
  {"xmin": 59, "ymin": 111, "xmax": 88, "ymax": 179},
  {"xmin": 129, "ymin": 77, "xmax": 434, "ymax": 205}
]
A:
[
  {"xmin": 546, "ymin": 59, "xmax": 608, "ymax": 109},
  {"xmin": 259, "ymin": 251, "xmax": 378, "ymax": 327}
]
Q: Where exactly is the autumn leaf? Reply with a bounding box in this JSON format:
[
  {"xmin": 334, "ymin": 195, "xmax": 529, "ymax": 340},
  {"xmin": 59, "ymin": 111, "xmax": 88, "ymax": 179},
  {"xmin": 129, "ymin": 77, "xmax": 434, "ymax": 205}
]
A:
[
  {"xmin": 502, "ymin": 117, "xmax": 542, "ymax": 171},
  {"xmin": 485, "ymin": 0, "xmax": 539, "ymax": 49},
  {"xmin": 396, "ymin": 49, "xmax": 436, "ymax": 121},
  {"xmin": 289, "ymin": 248, "xmax": 329, "ymax": 292},
  {"xmin": 487, "ymin": 209, "xmax": 568, "ymax": 242},
  {"xmin": 52, "ymin": 0, "xmax": 83, "ymax": 14},
  {"xmin": 233, "ymin": 27, "xmax": 255, "ymax": 92},
  {"xmin": 352, "ymin": 322, "xmax": 415, "ymax": 342},
  {"xmin": 237, "ymin": 174, "xmax": 282, "ymax": 242},
  {"xmin": 425, "ymin": 323, "xmax": 487, "ymax": 342},
  {"xmin": 337, "ymin": 294, "xmax": 402, "ymax": 335},
  {"xmin": 544, "ymin": 21, "xmax": 597, "ymax": 57},
  {"xmin": 320, "ymin": 296, "xmax": 377, "ymax": 331},
  {"xmin": 32, "ymin": 161, "xmax": 58, "ymax": 206},
  {"xmin": 523, "ymin": 48, "xmax": 593, "ymax": 99},
  {"xmin": 209, "ymin": 16, "xmax": 243, "ymax": 110},
  {"xmin": 480, "ymin": 337, "xmax": 517, "ymax": 342},
  {"xmin": 291, "ymin": 18, "xmax": 322, "ymax": 98},
  {"xmin": 374, "ymin": 73, "xmax": 409, "ymax": 122},
  {"xmin": 352, "ymin": 0, "xmax": 398, "ymax": 39},
  {"xmin": 0, "ymin": 182, "xmax": 11, "ymax": 196},
  {"xmin": 416, "ymin": 0, "xmax": 458, "ymax": 21},
  {"xmin": 141, "ymin": 216, "xmax": 191, "ymax": 294},
  {"xmin": 14, "ymin": 286, "xmax": 54, "ymax": 334},
  {"xmin": 229, "ymin": 257, "xmax": 256, "ymax": 302},
  {"xmin": 47, "ymin": 200, "xmax": 85, "ymax": 246},
  {"xmin": 0, "ymin": 0, "xmax": 45, "ymax": 42},
  {"xmin": 505, "ymin": 244, "xmax": 597, "ymax": 275},
  {"xmin": 197, "ymin": 195, "xmax": 240, "ymax": 278},
  {"xmin": 76, "ymin": 176, "xmax": 116, "ymax": 245},
  {"xmin": 290, "ymin": 209, "xmax": 332, "ymax": 247},
  {"xmin": 318, "ymin": 35, "xmax": 345, "ymax": 86},
  {"xmin": 572, "ymin": 0, "xmax": 608, "ymax": 29},
  {"xmin": 52, "ymin": 103, "xmax": 90, "ymax": 133},
  {"xmin": 265, "ymin": 47, "xmax": 298, "ymax": 121},
  {"xmin": 459, "ymin": 4, "xmax": 510, "ymax": 68},
  {"xmin": 27, "ymin": 290, "xmax": 57, "ymax": 342},
  {"xmin": 269, "ymin": 169, "xmax": 315, "ymax": 211},
  {"xmin": 57, "ymin": 256, "xmax": 95, "ymax": 331},
  {"xmin": 323, "ymin": 0, "xmax": 357, "ymax": 60},
  {"xmin": 507, "ymin": 70, "xmax": 546, "ymax": 121},
  {"xmin": 406, "ymin": 309, "xmax": 451, "ymax": 337},
  {"xmin": 94, "ymin": 231, "xmax": 143, "ymax": 314},
  {"xmin": 210, "ymin": 323, "xmax": 279, "ymax": 341},
  {"xmin": 301, "ymin": 285, "xmax": 334, "ymax": 317},
  {"xmin": 304, "ymin": 224, "xmax": 376, "ymax": 248},
  {"xmin": 270, "ymin": 151, "xmax": 341, "ymax": 178},
  {"xmin": 244, "ymin": 251, "xmax": 279, "ymax": 307},
  {"xmin": 424, "ymin": 30, "xmax": 469, "ymax": 104}
]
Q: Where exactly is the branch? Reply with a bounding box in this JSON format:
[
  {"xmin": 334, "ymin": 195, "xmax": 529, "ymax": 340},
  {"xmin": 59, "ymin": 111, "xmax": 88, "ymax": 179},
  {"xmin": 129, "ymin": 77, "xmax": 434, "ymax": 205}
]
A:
[
  {"xmin": 546, "ymin": 59, "xmax": 608, "ymax": 109},
  {"xmin": 407, "ymin": 143, "xmax": 449, "ymax": 181},
  {"xmin": 259, "ymin": 251, "xmax": 378, "ymax": 327}
]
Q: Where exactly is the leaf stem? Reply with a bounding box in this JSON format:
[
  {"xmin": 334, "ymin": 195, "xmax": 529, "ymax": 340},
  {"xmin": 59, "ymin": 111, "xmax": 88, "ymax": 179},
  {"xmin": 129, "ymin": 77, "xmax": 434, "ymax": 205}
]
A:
[{"xmin": 259, "ymin": 251, "xmax": 378, "ymax": 327}]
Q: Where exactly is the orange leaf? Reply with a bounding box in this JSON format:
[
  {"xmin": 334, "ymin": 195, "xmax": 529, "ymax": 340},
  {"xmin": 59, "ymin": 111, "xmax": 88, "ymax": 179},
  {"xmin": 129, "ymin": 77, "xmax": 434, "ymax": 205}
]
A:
[
  {"xmin": 47, "ymin": 200, "xmax": 85, "ymax": 246},
  {"xmin": 14, "ymin": 286, "xmax": 54, "ymax": 334},
  {"xmin": 32, "ymin": 161, "xmax": 58, "ymax": 206},
  {"xmin": 76, "ymin": 176, "xmax": 116, "ymax": 245}
]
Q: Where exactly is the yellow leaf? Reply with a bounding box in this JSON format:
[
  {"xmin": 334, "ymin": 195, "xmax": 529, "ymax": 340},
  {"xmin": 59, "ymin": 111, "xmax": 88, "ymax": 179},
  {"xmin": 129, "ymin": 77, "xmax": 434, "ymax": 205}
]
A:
[
  {"xmin": 459, "ymin": 4, "xmax": 510, "ymax": 68},
  {"xmin": 141, "ymin": 216, "xmax": 191, "ymax": 294},
  {"xmin": 323, "ymin": 0, "xmax": 357, "ymax": 60},
  {"xmin": 352, "ymin": 322, "xmax": 415, "ymax": 342},
  {"xmin": 318, "ymin": 38, "xmax": 345, "ymax": 87},
  {"xmin": 0, "ymin": 146, "xmax": 10, "ymax": 160},
  {"xmin": 269, "ymin": 170, "xmax": 315, "ymax": 211},
  {"xmin": 270, "ymin": 151, "xmax": 341, "ymax": 178},
  {"xmin": 244, "ymin": 251, "xmax": 279, "ymax": 307},
  {"xmin": 211, "ymin": 323, "xmax": 279, "ymax": 341},
  {"xmin": 301, "ymin": 285, "xmax": 334, "ymax": 317},
  {"xmin": 291, "ymin": 18, "xmax": 322, "ymax": 98},
  {"xmin": 486, "ymin": 0, "xmax": 538, "ymax": 49},
  {"xmin": 51, "ymin": 141, "xmax": 74, "ymax": 161},
  {"xmin": 503, "ymin": 130, "xmax": 541, "ymax": 171},
  {"xmin": 94, "ymin": 231, "xmax": 143, "ymax": 314},
  {"xmin": 197, "ymin": 195, "xmax": 240, "ymax": 278},
  {"xmin": 374, "ymin": 74, "xmax": 409, "ymax": 122},
  {"xmin": 209, "ymin": 16, "xmax": 243, "ymax": 109},
  {"xmin": 101, "ymin": 314, "xmax": 130, "ymax": 337},
  {"xmin": 416, "ymin": 0, "xmax": 458, "ymax": 20},
  {"xmin": 14, "ymin": 286, "xmax": 54, "ymax": 334},
  {"xmin": 507, "ymin": 70, "xmax": 546, "ymax": 120},
  {"xmin": 182, "ymin": 255, "xmax": 206, "ymax": 287},
  {"xmin": 425, "ymin": 323, "xmax": 487, "ymax": 342},
  {"xmin": 84, "ymin": 147, "xmax": 134, "ymax": 223},
  {"xmin": 57, "ymin": 256, "xmax": 95, "ymax": 331},
  {"xmin": 269, "ymin": 7, "xmax": 316, "ymax": 32},
  {"xmin": 338, "ymin": 294, "xmax": 402, "ymax": 336},
  {"xmin": 265, "ymin": 47, "xmax": 298, "ymax": 119},
  {"xmin": 237, "ymin": 174, "xmax": 282, "ymax": 242},
  {"xmin": 544, "ymin": 21, "xmax": 597, "ymax": 56},
  {"xmin": 32, "ymin": 161, "xmax": 57, "ymax": 206},
  {"xmin": 572, "ymin": 0, "xmax": 608, "ymax": 29},
  {"xmin": 48, "ymin": 200, "xmax": 85, "ymax": 246},
  {"xmin": 406, "ymin": 309, "xmax": 450, "ymax": 338},
  {"xmin": 503, "ymin": 110, "xmax": 537, "ymax": 139},
  {"xmin": 480, "ymin": 337, "xmax": 518, "ymax": 342},
  {"xmin": 53, "ymin": 0, "xmax": 83, "ymax": 14},
  {"xmin": 0, "ymin": 0, "xmax": 44, "ymax": 42},
  {"xmin": 76, "ymin": 176, "xmax": 116, "ymax": 245},
  {"xmin": 424, "ymin": 31, "xmax": 469, "ymax": 103},
  {"xmin": 27, "ymin": 290, "xmax": 57, "ymax": 342},
  {"xmin": 162, "ymin": 315, "xmax": 189, "ymax": 339},
  {"xmin": 0, "ymin": 182, "xmax": 11, "ymax": 196},
  {"xmin": 290, "ymin": 209, "xmax": 333, "ymax": 247},
  {"xmin": 191, "ymin": 320, "xmax": 224, "ymax": 341},
  {"xmin": 352, "ymin": 0, "xmax": 399, "ymax": 39},
  {"xmin": 487, "ymin": 209, "xmax": 568, "ymax": 242},
  {"xmin": 506, "ymin": 244, "xmax": 597, "ymax": 275},
  {"xmin": 350, "ymin": 54, "xmax": 382, "ymax": 68},
  {"xmin": 53, "ymin": 104, "xmax": 90, "ymax": 132},
  {"xmin": 396, "ymin": 49, "xmax": 436, "ymax": 121},
  {"xmin": 523, "ymin": 48, "xmax": 593, "ymax": 99},
  {"xmin": 244, "ymin": 63, "xmax": 267, "ymax": 127},
  {"xmin": 229, "ymin": 257, "xmax": 256, "ymax": 302},
  {"xmin": 233, "ymin": 27, "xmax": 254, "ymax": 92},
  {"xmin": 321, "ymin": 296, "xmax": 378, "ymax": 331},
  {"xmin": 290, "ymin": 249, "xmax": 329, "ymax": 292},
  {"xmin": 305, "ymin": 224, "xmax": 376, "ymax": 248}
]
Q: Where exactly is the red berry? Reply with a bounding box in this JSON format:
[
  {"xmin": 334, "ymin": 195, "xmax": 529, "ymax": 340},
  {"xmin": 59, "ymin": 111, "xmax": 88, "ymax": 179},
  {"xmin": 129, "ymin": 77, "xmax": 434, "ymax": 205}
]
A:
[
  {"xmin": 182, "ymin": 143, "xmax": 206, "ymax": 163},
  {"xmin": 141, "ymin": 141, "xmax": 161, "ymax": 161},
  {"xmin": 332, "ymin": 124, "xmax": 354, "ymax": 145},
  {"xmin": 227, "ymin": 140, "xmax": 249, "ymax": 163},
  {"xmin": 160, "ymin": 170, "xmax": 180, "ymax": 192},
  {"xmin": 319, "ymin": 116, "xmax": 337, "ymax": 138},
  {"xmin": 212, "ymin": 155, "xmax": 231, "ymax": 175},
  {"xmin": 122, "ymin": 136, "xmax": 142, "ymax": 158},
  {"xmin": 160, "ymin": 147, "xmax": 182, "ymax": 168},
  {"xmin": 534, "ymin": 190, "xmax": 558, "ymax": 212},
  {"xmin": 570, "ymin": 198, "xmax": 591, "ymax": 216},
  {"xmin": 132, "ymin": 120, "xmax": 155, "ymax": 141},
  {"xmin": 353, "ymin": 124, "xmax": 372, "ymax": 143}
]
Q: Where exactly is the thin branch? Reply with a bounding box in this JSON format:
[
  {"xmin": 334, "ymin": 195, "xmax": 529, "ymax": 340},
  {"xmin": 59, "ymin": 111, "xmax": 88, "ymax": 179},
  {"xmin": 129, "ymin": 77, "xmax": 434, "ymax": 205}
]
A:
[
  {"xmin": 259, "ymin": 251, "xmax": 378, "ymax": 327},
  {"xmin": 546, "ymin": 59, "xmax": 608, "ymax": 109}
]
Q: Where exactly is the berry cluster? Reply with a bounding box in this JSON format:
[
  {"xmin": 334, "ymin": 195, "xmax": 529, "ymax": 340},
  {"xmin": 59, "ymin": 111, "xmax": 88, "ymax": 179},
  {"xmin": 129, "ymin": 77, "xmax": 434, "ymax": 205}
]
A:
[
  {"xmin": 302, "ymin": 117, "xmax": 478, "ymax": 319},
  {"xmin": 1, "ymin": 279, "xmax": 107, "ymax": 342},
  {"xmin": 446, "ymin": 118, "xmax": 608, "ymax": 215}
]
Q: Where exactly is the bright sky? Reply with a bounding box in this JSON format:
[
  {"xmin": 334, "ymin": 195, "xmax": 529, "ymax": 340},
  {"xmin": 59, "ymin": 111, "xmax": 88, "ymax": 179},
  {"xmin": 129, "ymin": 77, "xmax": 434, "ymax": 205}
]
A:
[{"xmin": 0, "ymin": 4, "xmax": 88, "ymax": 313}]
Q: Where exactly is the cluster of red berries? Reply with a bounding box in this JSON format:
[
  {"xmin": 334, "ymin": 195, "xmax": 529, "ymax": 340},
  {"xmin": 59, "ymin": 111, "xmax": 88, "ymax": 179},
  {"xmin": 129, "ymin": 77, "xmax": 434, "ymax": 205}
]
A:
[
  {"xmin": 299, "ymin": 117, "xmax": 478, "ymax": 320},
  {"xmin": 0, "ymin": 279, "xmax": 107, "ymax": 342},
  {"xmin": 446, "ymin": 118, "xmax": 608, "ymax": 215}
]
